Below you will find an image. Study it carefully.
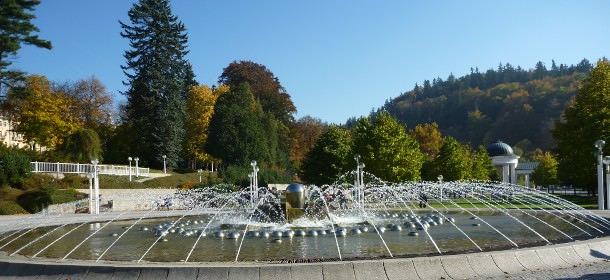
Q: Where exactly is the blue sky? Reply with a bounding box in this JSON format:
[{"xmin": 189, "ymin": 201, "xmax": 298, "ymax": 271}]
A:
[{"xmin": 11, "ymin": 0, "xmax": 610, "ymax": 124}]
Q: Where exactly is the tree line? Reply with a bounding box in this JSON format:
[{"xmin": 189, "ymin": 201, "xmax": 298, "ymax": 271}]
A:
[
  {"xmin": 1, "ymin": 0, "xmax": 607, "ymax": 193},
  {"xmin": 300, "ymin": 112, "xmax": 497, "ymax": 185},
  {"xmin": 376, "ymin": 59, "xmax": 594, "ymax": 152}
]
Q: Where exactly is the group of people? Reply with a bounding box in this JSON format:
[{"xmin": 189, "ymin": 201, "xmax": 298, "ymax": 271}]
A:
[{"xmin": 323, "ymin": 189, "xmax": 351, "ymax": 209}]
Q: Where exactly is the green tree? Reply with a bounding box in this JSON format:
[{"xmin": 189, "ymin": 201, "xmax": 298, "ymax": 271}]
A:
[
  {"xmin": 432, "ymin": 137, "xmax": 472, "ymax": 181},
  {"xmin": 58, "ymin": 128, "xmax": 103, "ymax": 163},
  {"xmin": 300, "ymin": 126, "xmax": 352, "ymax": 185},
  {"xmin": 470, "ymin": 145, "xmax": 496, "ymax": 180},
  {"xmin": 553, "ymin": 59, "xmax": 610, "ymax": 192},
  {"xmin": 218, "ymin": 61, "xmax": 295, "ymax": 169},
  {"xmin": 218, "ymin": 61, "xmax": 296, "ymax": 124},
  {"xmin": 353, "ymin": 112, "xmax": 424, "ymax": 182},
  {"xmin": 206, "ymin": 83, "xmax": 270, "ymax": 166},
  {"xmin": 120, "ymin": 0, "xmax": 196, "ymax": 168},
  {"xmin": 531, "ymin": 149, "xmax": 559, "ymax": 187},
  {"xmin": 0, "ymin": 0, "xmax": 51, "ymax": 94}
]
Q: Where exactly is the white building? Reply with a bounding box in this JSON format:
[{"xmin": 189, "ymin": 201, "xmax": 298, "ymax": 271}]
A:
[{"xmin": 0, "ymin": 116, "xmax": 28, "ymax": 149}]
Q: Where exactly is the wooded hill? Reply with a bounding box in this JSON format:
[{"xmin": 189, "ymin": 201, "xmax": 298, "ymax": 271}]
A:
[{"xmin": 378, "ymin": 59, "xmax": 594, "ymax": 154}]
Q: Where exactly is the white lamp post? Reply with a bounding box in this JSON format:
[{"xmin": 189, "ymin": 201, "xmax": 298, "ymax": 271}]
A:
[
  {"xmin": 250, "ymin": 160, "xmax": 259, "ymax": 207},
  {"xmin": 604, "ymin": 156, "xmax": 610, "ymax": 210},
  {"xmin": 438, "ymin": 175, "xmax": 444, "ymax": 202},
  {"xmin": 128, "ymin": 157, "xmax": 132, "ymax": 182},
  {"xmin": 134, "ymin": 157, "xmax": 140, "ymax": 178},
  {"xmin": 91, "ymin": 158, "xmax": 100, "ymax": 214},
  {"xmin": 87, "ymin": 173, "xmax": 94, "ymax": 214},
  {"xmin": 595, "ymin": 140, "xmax": 605, "ymax": 210},
  {"xmin": 354, "ymin": 155, "xmax": 365, "ymax": 208},
  {"xmin": 162, "ymin": 155, "xmax": 167, "ymax": 174},
  {"xmin": 198, "ymin": 169, "xmax": 203, "ymax": 183}
]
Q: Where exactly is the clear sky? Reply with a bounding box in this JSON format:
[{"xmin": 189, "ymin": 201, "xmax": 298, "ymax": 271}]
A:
[{"xmin": 11, "ymin": 0, "xmax": 610, "ymax": 124}]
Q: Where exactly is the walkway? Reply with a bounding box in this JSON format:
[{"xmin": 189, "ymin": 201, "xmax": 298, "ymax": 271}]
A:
[{"xmin": 30, "ymin": 161, "xmax": 150, "ymax": 177}]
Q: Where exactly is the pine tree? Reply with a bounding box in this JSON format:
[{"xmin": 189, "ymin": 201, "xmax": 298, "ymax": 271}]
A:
[
  {"xmin": 120, "ymin": 0, "xmax": 195, "ymax": 168},
  {"xmin": 0, "ymin": 0, "xmax": 51, "ymax": 94}
]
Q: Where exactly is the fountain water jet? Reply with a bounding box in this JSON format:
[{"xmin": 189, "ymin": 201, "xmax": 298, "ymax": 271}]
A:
[{"xmin": 0, "ymin": 174, "xmax": 608, "ymax": 263}]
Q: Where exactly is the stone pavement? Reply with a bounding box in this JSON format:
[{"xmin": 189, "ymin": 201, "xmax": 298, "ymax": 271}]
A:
[{"xmin": 0, "ymin": 236, "xmax": 609, "ymax": 280}]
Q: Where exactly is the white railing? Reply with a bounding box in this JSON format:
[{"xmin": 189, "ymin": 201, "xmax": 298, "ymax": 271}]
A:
[{"xmin": 30, "ymin": 162, "xmax": 150, "ymax": 177}]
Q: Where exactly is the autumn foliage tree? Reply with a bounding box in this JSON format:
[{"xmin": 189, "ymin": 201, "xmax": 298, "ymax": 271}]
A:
[
  {"xmin": 185, "ymin": 84, "xmax": 228, "ymax": 167},
  {"xmin": 61, "ymin": 76, "xmax": 114, "ymax": 130},
  {"xmin": 290, "ymin": 116, "xmax": 327, "ymax": 169},
  {"xmin": 411, "ymin": 122, "xmax": 443, "ymax": 159},
  {"xmin": 5, "ymin": 75, "xmax": 81, "ymax": 148}
]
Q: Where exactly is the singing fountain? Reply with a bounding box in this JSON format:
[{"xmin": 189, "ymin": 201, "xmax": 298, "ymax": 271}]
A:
[{"xmin": 1, "ymin": 164, "xmax": 610, "ymax": 279}]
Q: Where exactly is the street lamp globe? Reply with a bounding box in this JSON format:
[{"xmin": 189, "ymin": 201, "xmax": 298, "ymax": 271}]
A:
[{"xmin": 595, "ymin": 140, "xmax": 606, "ymax": 150}]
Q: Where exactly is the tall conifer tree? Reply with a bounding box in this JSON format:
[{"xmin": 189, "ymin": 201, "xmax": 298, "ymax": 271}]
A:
[
  {"xmin": 120, "ymin": 0, "xmax": 195, "ymax": 167},
  {"xmin": 0, "ymin": 0, "xmax": 52, "ymax": 94}
]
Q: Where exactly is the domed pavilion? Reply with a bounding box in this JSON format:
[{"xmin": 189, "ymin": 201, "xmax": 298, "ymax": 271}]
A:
[{"xmin": 486, "ymin": 140, "xmax": 520, "ymax": 184}]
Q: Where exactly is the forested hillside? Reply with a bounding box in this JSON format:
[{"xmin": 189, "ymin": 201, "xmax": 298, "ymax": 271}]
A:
[{"xmin": 379, "ymin": 60, "xmax": 594, "ymax": 153}]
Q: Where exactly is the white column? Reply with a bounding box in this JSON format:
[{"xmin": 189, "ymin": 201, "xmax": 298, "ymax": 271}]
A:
[
  {"xmin": 510, "ymin": 163, "xmax": 517, "ymax": 185},
  {"xmin": 598, "ymin": 154, "xmax": 604, "ymax": 210},
  {"xmin": 606, "ymin": 166, "xmax": 610, "ymax": 210},
  {"xmin": 94, "ymin": 175, "xmax": 99, "ymax": 214},
  {"xmin": 525, "ymin": 174, "xmax": 530, "ymax": 188},
  {"xmin": 502, "ymin": 165, "xmax": 509, "ymax": 183}
]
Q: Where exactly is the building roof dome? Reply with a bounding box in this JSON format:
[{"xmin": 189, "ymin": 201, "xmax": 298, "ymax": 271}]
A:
[{"xmin": 486, "ymin": 140, "xmax": 514, "ymax": 157}]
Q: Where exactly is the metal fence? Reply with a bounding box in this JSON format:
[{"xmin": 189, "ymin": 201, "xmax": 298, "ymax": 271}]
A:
[{"xmin": 31, "ymin": 161, "xmax": 150, "ymax": 177}]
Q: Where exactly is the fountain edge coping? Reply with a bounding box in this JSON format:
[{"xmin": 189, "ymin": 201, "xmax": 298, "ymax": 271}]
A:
[{"xmin": 1, "ymin": 235, "xmax": 609, "ymax": 280}]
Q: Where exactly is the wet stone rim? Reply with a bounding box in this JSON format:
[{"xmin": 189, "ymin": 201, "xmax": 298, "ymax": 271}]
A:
[{"xmin": 0, "ymin": 236, "xmax": 609, "ymax": 280}]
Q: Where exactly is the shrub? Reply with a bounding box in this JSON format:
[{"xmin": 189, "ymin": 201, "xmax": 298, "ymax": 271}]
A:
[
  {"xmin": 0, "ymin": 200, "xmax": 28, "ymax": 215},
  {"xmin": 173, "ymin": 168, "xmax": 196, "ymax": 174},
  {"xmin": 17, "ymin": 189, "xmax": 52, "ymax": 213},
  {"xmin": 220, "ymin": 165, "xmax": 291, "ymax": 187},
  {"xmin": 178, "ymin": 181, "xmax": 197, "ymax": 190},
  {"xmin": 60, "ymin": 174, "xmax": 87, "ymax": 188},
  {"xmin": 21, "ymin": 174, "xmax": 60, "ymax": 190},
  {"xmin": 97, "ymin": 175, "xmax": 146, "ymax": 189},
  {"xmin": 0, "ymin": 149, "xmax": 32, "ymax": 188},
  {"xmin": 49, "ymin": 188, "xmax": 81, "ymax": 204},
  {"xmin": 220, "ymin": 165, "xmax": 251, "ymax": 186}
]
